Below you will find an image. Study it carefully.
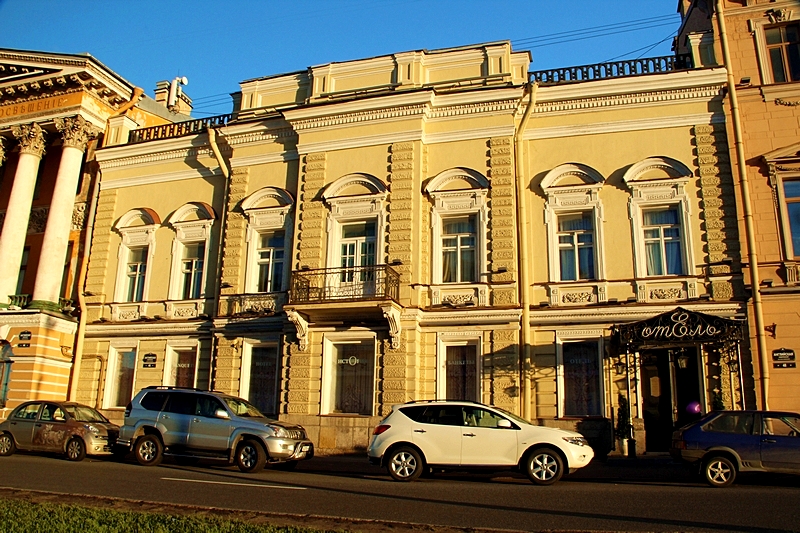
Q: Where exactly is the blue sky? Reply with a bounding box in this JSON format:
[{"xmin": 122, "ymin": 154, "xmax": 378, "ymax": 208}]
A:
[{"xmin": 0, "ymin": 1, "xmax": 681, "ymax": 116}]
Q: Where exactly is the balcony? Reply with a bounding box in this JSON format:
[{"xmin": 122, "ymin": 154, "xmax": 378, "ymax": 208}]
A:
[
  {"xmin": 128, "ymin": 113, "xmax": 233, "ymax": 144},
  {"xmin": 529, "ymin": 54, "xmax": 693, "ymax": 86},
  {"xmin": 289, "ymin": 264, "xmax": 400, "ymax": 304}
]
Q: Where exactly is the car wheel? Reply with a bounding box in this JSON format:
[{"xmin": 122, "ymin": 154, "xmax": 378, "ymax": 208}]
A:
[
  {"xmin": 704, "ymin": 455, "xmax": 736, "ymax": 488},
  {"xmin": 65, "ymin": 437, "xmax": 86, "ymax": 462},
  {"xmin": 525, "ymin": 448, "xmax": 564, "ymax": 485},
  {"xmin": 272, "ymin": 460, "xmax": 298, "ymax": 471},
  {"xmin": 134, "ymin": 435, "xmax": 163, "ymax": 466},
  {"xmin": 0, "ymin": 433, "xmax": 15, "ymax": 457},
  {"xmin": 236, "ymin": 439, "xmax": 267, "ymax": 473},
  {"xmin": 387, "ymin": 447, "xmax": 423, "ymax": 482}
]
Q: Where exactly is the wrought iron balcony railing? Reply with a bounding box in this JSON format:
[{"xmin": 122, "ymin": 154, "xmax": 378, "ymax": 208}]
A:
[
  {"xmin": 289, "ymin": 265, "xmax": 400, "ymax": 304},
  {"xmin": 128, "ymin": 113, "xmax": 233, "ymax": 144},
  {"xmin": 529, "ymin": 54, "xmax": 693, "ymax": 86}
]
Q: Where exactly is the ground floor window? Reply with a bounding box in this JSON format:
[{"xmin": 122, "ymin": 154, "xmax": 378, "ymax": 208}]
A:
[
  {"xmin": 445, "ymin": 345, "xmax": 478, "ymax": 401},
  {"xmin": 245, "ymin": 344, "xmax": 280, "ymax": 416},
  {"xmin": 561, "ymin": 341, "xmax": 602, "ymax": 417},
  {"xmin": 167, "ymin": 348, "xmax": 197, "ymax": 389},
  {"xmin": 107, "ymin": 347, "xmax": 136, "ymax": 408},
  {"xmin": 327, "ymin": 339, "xmax": 375, "ymax": 415}
]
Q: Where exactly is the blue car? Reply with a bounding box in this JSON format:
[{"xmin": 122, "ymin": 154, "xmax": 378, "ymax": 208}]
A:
[{"xmin": 671, "ymin": 410, "xmax": 800, "ymax": 487}]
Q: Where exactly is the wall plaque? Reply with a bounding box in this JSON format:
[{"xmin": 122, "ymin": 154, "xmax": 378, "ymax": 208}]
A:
[
  {"xmin": 142, "ymin": 353, "xmax": 157, "ymax": 369},
  {"xmin": 772, "ymin": 348, "xmax": 795, "ymax": 362}
]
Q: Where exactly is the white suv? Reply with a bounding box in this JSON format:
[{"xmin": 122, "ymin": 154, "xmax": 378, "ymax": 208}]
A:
[{"xmin": 368, "ymin": 401, "xmax": 593, "ymax": 484}]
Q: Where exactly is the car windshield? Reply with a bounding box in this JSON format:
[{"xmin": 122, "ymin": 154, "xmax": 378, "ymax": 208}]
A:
[
  {"xmin": 493, "ymin": 406, "xmax": 530, "ymax": 426},
  {"xmin": 222, "ymin": 397, "xmax": 265, "ymax": 418},
  {"xmin": 64, "ymin": 405, "xmax": 109, "ymax": 423}
]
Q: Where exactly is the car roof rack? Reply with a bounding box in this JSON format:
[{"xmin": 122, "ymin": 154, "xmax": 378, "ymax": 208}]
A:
[
  {"xmin": 143, "ymin": 386, "xmax": 207, "ymax": 392},
  {"xmin": 403, "ymin": 399, "xmax": 484, "ymax": 405}
]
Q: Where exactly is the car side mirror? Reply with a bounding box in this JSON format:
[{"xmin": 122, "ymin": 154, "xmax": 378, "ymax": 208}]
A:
[
  {"xmin": 214, "ymin": 409, "xmax": 230, "ymax": 419},
  {"xmin": 497, "ymin": 419, "xmax": 512, "ymax": 429}
]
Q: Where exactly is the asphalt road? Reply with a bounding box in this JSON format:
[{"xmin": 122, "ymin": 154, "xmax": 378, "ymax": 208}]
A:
[{"xmin": 1, "ymin": 452, "xmax": 799, "ymax": 532}]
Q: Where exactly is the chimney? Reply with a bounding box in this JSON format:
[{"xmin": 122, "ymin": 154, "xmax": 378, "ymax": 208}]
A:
[{"xmin": 153, "ymin": 77, "xmax": 193, "ymax": 115}]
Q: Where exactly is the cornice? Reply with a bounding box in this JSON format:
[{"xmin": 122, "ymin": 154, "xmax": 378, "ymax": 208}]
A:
[
  {"xmin": 95, "ymin": 133, "xmax": 220, "ymax": 170},
  {"xmin": 230, "ymin": 150, "xmax": 299, "ymax": 168},
  {"xmin": 524, "ymin": 112, "xmax": 724, "ymax": 140},
  {"xmin": 528, "ymin": 302, "xmax": 744, "ymax": 326},
  {"xmin": 297, "ymin": 129, "xmax": 423, "ymax": 154},
  {"xmin": 416, "ymin": 309, "xmax": 522, "ymax": 327},
  {"xmin": 426, "ymin": 98, "xmax": 519, "ymax": 122},
  {"xmin": 0, "ymin": 310, "xmax": 78, "ymax": 335},
  {"xmin": 424, "ymin": 125, "xmax": 515, "ymax": 145},
  {"xmin": 283, "ymin": 90, "xmax": 433, "ymax": 122},
  {"xmin": 85, "ymin": 320, "xmax": 211, "ymax": 336},
  {"xmin": 100, "ymin": 166, "xmax": 223, "ymax": 190},
  {"xmin": 290, "ymin": 103, "xmax": 429, "ymax": 131}
]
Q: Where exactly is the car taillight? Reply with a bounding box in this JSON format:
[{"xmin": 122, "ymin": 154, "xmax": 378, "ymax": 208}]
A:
[
  {"xmin": 672, "ymin": 440, "xmax": 686, "ymax": 449},
  {"xmin": 124, "ymin": 403, "xmax": 132, "ymax": 418},
  {"xmin": 373, "ymin": 424, "xmax": 390, "ymax": 435}
]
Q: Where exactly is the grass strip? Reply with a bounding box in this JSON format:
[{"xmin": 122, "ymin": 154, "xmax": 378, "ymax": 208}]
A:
[{"xmin": 0, "ymin": 498, "xmax": 333, "ymax": 533}]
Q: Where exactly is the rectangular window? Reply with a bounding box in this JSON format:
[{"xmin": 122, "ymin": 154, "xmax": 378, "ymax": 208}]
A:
[
  {"xmin": 445, "ymin": 345, "xmax": 478, "ymax": 401},
  {"xmin": 172, "ymin": 350, "xmax": 197, "ymax": 388},
  {"xmin": 784, "ymin": 180, "xmax": 800, "ymax": 257},
  {"xmin": 256, "ymin": 231, "xmax": 285, "ymax": 292},
  {"xmin": 110, "ymin": 348, "xmax": 136, "ymax": 408},
  {"xmin": 562, "ymin": 341, "xmax": 602, "ymax": 417},
  {"xmin": 643, "ymin": 208, "xmax": 683, "ymax": 276},
  {"xmin": 766, "ymin": 23, "xmax": 800, "ymax": 83},
  {"xmin": 180, "ymin": 242, "xmax": 205, "ymax": 299},
  {"xmin": 558, "ymin": 213, "xmax": 595, "ymax": 281},
  {"xmin": 442, "ymin": 215, "xmax": 476, "ymax": 283},
  {"xmin": 125, "ymin": 247, "xmax": 148, "ymax": 302},
  {"xmin": 340, "ymin": 222, "xmax": 376, "ymax": 284},
  {"xmin": 248, "ymin": 345, "xmax": 280, "ymax": 416},
  {"xmin": 15, "ymin": 247, "xmax": 29, "ymax": 296},
  {"xmin": 331, "ymin": 340, "xmax": 374, "ymax": 415}
]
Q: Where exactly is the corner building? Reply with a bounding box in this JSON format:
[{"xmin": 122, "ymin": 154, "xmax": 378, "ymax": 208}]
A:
[{"xmin": 89, "ymin": 41, "xmax": 747, "ymax": 455}]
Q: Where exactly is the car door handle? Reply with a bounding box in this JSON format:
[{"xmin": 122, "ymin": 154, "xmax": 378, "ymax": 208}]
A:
[
  {"xmin": 192, "ymin": 418, "xmax": 201, "ymax": 423},
  {"xmin": 762, "ymin": 438, "xmax": 777, "ymax": 443},
  {"xmin": 463, "ymin": 433, "xmax": 475, "ymax": 437},
  {"xmin": 162, "ymin": 414, "xmax": 170, "ymax": 419},
  {"xmin": 413, "ymin": 429, "xmax": 426, "ymax": 433}
]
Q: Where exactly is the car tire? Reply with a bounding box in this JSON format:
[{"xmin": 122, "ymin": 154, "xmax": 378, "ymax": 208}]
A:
[
  {"xmin": 65, "ymin": 437, "xmax": 86, "ymax": 462},
  {"xmin": 134, "ymin": 435, "xmax": 163, "ymax": 467},
  {"xmin": 236, "ymin": 439, "xmax": 267, "ymax": 473},
  {"xmin": 703, "ymin": 455, "xmax": 736, "ymax": 488},
  {"xmin": 0, "ymin": 433, "xmax": 15, "ymax": 457},
  {"xmin": 525, "ymin": 448, "xmax": 564, "ymax": 485},
  {"xmin": 387, "ymin": 446, "xmax": 423, "ymax": 482}
]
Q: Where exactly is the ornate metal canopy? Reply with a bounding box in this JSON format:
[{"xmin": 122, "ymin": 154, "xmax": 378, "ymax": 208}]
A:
[{"xmin": 610, "ymin": 307, "xmax": 745, "ymax": 351}]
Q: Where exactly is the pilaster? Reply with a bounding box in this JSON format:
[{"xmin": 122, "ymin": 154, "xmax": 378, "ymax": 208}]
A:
[
  {"xmin": 213, "ymin": 336, "xmax": 242, "ymax": 394},
  {"xmin": 296, "ymin": 153, "xmax": 327, "ymax": 269},
  {"xmin": 488, "ymin": 137, "xmax": 518, "ymax": 306},
  {"xmin": 490, "ymin": 329, "xmax": 520, "ymax": 413},
  {"xmin": 388, "ymin": 142, "xmax": 415, "ymax": 302},
  {"xmin": 220, "ymin": 167, "xmax": 250, "ymax": 295},
  {"xmin": 84, "ymin": 189, "xmax": 118, "ymax": 312}
]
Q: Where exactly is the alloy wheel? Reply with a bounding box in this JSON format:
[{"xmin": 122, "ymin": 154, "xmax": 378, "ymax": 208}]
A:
[
  {"xmin": 0, "ymin": 434, "xmax": 13, "ymax": 455},
  {"xmin": 530, "ymin": 453, "xmax": 558, "ymax": 481},
  {"xmin": 239, "ymin": 444, "xmax": 258, "ymax": 469},
  {"xmin": 139, "ymin": 440, "xmax": 157, "ymax": 462},
  {"xmin": 390, "ymin": 451, "xmax": 418, "ymax": 479}
]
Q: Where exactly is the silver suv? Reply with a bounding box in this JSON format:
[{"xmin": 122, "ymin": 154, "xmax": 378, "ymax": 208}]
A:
[{"xmin": 117, "ymin": 387, "xmax": 313, "ymax": 473}]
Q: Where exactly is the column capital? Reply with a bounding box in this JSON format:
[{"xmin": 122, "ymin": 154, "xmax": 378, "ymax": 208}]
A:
[
  {"xmin": 54, "ymin": 115, "xmax": 99, "ymax": 151},
  {"xmin": 11, "ymin": 122, "xmax": 47, "ymax": 158}
]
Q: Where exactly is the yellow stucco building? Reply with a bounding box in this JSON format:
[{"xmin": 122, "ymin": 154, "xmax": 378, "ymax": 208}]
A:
[{"xmin": 65, "ymin": 39, "xmax": 750, "ymax": 456}]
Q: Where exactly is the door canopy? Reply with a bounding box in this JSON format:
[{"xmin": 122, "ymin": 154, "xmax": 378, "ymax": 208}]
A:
[{"xmin": 612, "ymin": 307, "xmax": 745, "ymax": 350}]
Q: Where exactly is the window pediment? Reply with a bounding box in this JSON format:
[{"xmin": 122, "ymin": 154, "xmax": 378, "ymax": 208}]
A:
[
  {"xmin": 425, "ymin": 167, "xmax": 489, "ymax": 195},
  {"xmin": 623, "ymin": 156, "xmax": 692, "ymax": 186},
  {"xmin": 541, "ymin": 163, "xmax": 604, "ymax": 191}
]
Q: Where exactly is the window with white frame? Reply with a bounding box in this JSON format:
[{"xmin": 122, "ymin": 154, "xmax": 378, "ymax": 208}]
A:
[
  {"xmin": 165, "ymin": 344, "xmax": 198, "ymax": 388},
  {"xmin": 541, "ymin": 163, "xmax": 606, "ymax": 283},
  {"xmin": 767, "ymin": 153, "xmax": 800, "ymax": 261},
  {"xmin": 560, "ymin": 340, "xmax": 603, "ymax": 417},
  {"xmin": 784, "ymin": 179, "xmax": 800, "ymax": 257},
  {"xmin": 167, "ymin": 203, "xmax": 215, "ymax": 301},
  {"xmin": 623, "ymin": 157, "xmax": 695, "ymax": 281},
  {"xmin": 557, "ymin": 212, "xmax": 595, "ymax": 281},
  {"xmin": 241, "ymin": 342, "xmax": 281, "ymax": 416},
  {"xmin": 242, "ymin": 188, "xmax": 294, "ymax": 294},
  {"xmin": 105, "ymin": 346, "xmax": 137, "ymax": 408},
  {"xmin": 114, "ymin": 209, "xmax": 159, "ymax": 303},
  {"xmin": 322, "ymin": 336, "xmax": 375, "ymax": 416},
  {"xmin": 766, "ymin": 23, "xmax": 800, "ymax": 83},
  {"xmin": 425, "ymin": 168, "xmax": 489, "ymax": 286},
  {"xmin": 442, "ymin": 216, "xmax": 477, "ymax": 283}
]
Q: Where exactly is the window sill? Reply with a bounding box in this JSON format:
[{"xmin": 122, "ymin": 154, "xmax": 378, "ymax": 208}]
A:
[{"xmin": 760, "ymin": 82, "xmax": 800, "ymax": 103}]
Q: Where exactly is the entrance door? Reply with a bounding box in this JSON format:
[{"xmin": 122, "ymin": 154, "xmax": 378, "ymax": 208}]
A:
[
  {"xmin": 247, "ymin": 345, "xmax": 280, "ymax": 417},
  {"xmin": 640, "ymin": 347, "xmax": 702, "ymax": 451},
  {"xmin": 444, "ymin": 345, "xmax": 478, "ymax": 402},
  {"xmin": 338, "ymin": 222, "xmax": 376, "ymax": 298}
]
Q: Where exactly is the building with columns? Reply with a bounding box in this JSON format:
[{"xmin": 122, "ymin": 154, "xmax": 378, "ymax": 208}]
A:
[
  {"xmin": 676, "ymin": 0, "xmax": 800, "ymax": 413},
  {"xmin": 84, "ymin": 40, "xmax": 751, "ymax": 456},
  {"xmin": 0, "ymin": 48, "xmax": 182, "ymax": 414}
]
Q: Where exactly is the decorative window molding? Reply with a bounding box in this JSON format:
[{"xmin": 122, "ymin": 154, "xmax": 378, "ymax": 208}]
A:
[
  {"xmin": 426, "ymin": 168, "xmax": 489, "ymax": 301},
  {"xmin": 166, "ymin": 202, "xmax": 216, "ymax": 302},
  {"xmin": 765, "ymin": 144, "xmax": 800, "ymax": 271},
  {"xmin": 242, "ymin": 187, "xmax": 294, "ymax": 293},
  {"xmin": 623, "ymin": 157, "xmax": 696, "ymax": 285},
  {"xmin": 542, "ymin": 163, "xmax": 606, "ymax": 285},
  {"xmin": 323, "ymin": 173, "xmax": 388, "ymax": 269},
  {"xmin": 113, "ymin": 208, "xmax": 160, "ymax": 304},
  {"xmin": 555, "ymin": 333, "xmax": 604, "ymax": 418},
  {"xmin": 435, "ymin": 331, "xmax": 483, "ymax": 402},
  {"xmin": 749, "ymin": 10, "xmax": 800, "ymax": 87}
]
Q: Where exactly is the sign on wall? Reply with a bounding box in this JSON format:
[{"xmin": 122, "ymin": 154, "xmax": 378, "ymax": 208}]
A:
[
  {"xmin": 142, "ymin": 353, "xmax": 157, "ymax": 369},
  {"xmin": 772, "ymin": 348, "xmax": 796, "ymax": 369}
]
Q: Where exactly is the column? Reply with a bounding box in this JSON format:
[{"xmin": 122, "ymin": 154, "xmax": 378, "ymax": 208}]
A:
[
  {"xmin": 0, "ymin": 123, "xmax": 46, "ymax": 306},
  {"xmin": 31, "ymin": 116, "xmax": 98, "ymax": 307}
]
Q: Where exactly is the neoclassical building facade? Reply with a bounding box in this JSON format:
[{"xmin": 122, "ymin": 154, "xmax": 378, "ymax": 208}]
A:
[{"xmin": 74, "ymin": 40, "xmax": 749, "ymax": 455}]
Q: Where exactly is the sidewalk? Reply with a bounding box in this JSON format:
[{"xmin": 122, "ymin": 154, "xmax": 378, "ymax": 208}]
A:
[{"xmin": 298, "ymin": 452, "xmax": 697, "ymax": 484}]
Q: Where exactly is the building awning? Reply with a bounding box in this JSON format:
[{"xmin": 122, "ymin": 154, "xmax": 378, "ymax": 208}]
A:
[{"xmin": 610, "ymin": 307, "xmax": 745, "ymax": 352}]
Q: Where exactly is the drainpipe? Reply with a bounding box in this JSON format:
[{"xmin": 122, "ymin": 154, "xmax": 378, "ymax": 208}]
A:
[
  {"xmin": 102, "ymin": 87, "xmax": 144, "ymax": 144},
  {"xmin": 206, "ymin": 126, "xmax": 231, "ymax": 390},
  {"xmin": 715, "ymin": 0, "xmax": 769, "ymax": 410},
  {"xmin": 513, "ymin": 82, "xmax": 538, "ymax": 420}
]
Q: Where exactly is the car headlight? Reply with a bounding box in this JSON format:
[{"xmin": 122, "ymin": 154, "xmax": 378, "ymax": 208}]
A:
[
  {"xmin": 562, "ymin": 436, "xmax": 589, "ymax": 447},
  {"xmin": 267, "ymin": 425, "xmax": 289, "ymax": 438},
  {"xmin": 84, "ymin": 424, "xmax": 101, "ymax": 435}
]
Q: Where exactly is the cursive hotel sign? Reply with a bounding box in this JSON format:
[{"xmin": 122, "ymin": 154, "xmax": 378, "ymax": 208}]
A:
[{"xmin": 616, "ymin": 307, "xmax": 744, "ymax": 347}]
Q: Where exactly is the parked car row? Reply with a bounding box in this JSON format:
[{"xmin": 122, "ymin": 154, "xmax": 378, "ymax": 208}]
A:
[{"xmin": 2, "ymin": 390, "xmax": 798, "ymax": 488}]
